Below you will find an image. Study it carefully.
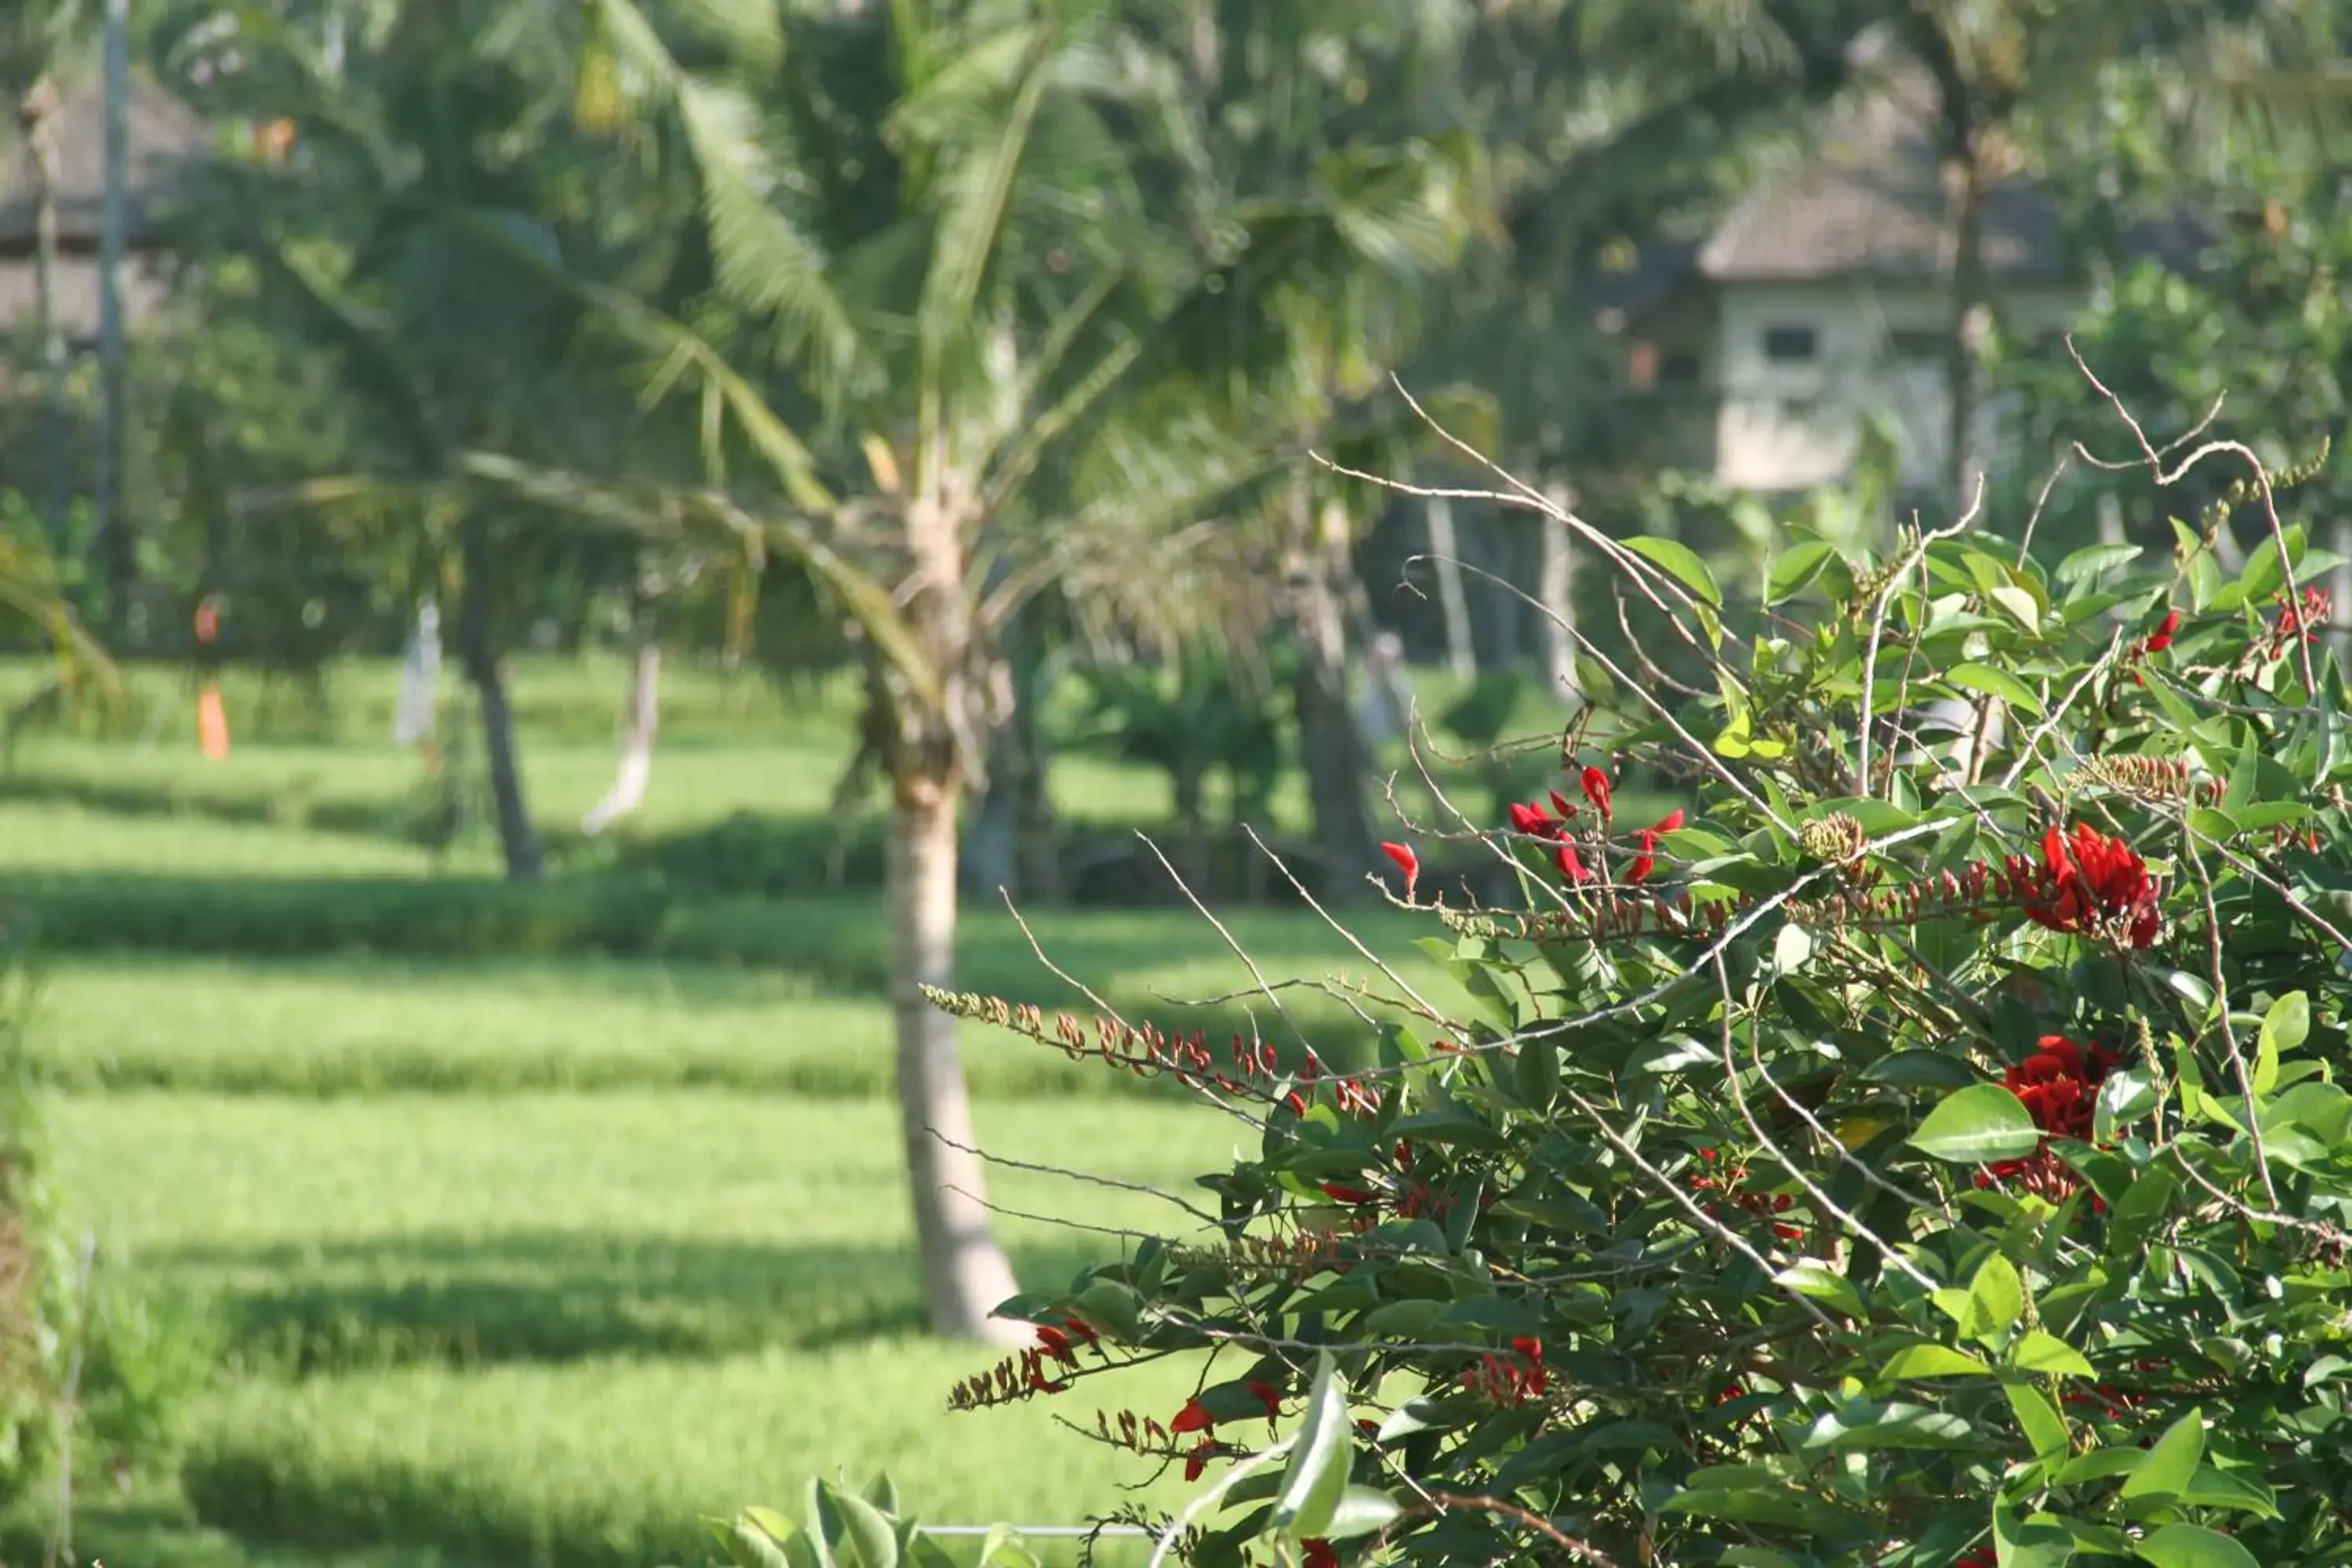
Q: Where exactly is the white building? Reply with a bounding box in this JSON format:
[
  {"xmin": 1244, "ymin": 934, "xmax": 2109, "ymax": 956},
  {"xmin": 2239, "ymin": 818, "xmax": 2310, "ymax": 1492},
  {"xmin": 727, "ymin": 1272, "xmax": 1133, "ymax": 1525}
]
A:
[{"xmin": 1604, "ymin": 59, "xmax": 2200, "ymax": 498}]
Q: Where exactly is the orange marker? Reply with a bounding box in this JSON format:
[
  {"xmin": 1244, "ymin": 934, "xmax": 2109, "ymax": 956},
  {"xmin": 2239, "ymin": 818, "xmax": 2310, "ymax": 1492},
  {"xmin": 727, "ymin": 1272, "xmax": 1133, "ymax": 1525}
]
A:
[{"xmin": 194, "ymin": 597, "xmax": 230, "ymax": 761}]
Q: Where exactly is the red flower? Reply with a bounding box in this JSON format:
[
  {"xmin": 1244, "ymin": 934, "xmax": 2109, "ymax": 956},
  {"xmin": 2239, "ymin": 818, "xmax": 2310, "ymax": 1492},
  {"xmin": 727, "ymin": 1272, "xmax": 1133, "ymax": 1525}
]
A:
[
  {"xmin": 1581, "ymin": 764, "xmax": 1613, "ymax": 822},
  {"xmin": 1976, "ymin": 1034, "xmax": 2126, "ymax": 1199},
  {"xmin": 1060, "ymin": 1316, "xmax": 1098, "ymax": 1349},
  {"xmin": 1169, "ymin": 1398, "xmax": 1214, "ymax": 1435},
  {"xmin": 1955, "ymin": 1550, "xmax": 1997, "ymax": 1568},
  {"xmin": 1183, "ymin": 1436, "xmax": 1214, "ymax": 1481},
  {"xmin": 1512, "ymin": 1336, "xmax": 1544, "ymax": 1365},
  {"xmin": 1303, "ymin": 1542, "xmax": 1340, "ymax": 1568},
  {"xmin": 2022, "ymin": 822, "xmax": 2160, "ymax": 948},
  {"xmin": 1625, "ymin": 809, "xmax": 1684, "ymax": 884},
  {"xmin": 1034, "ymin": 1323, "xmax": 1076, "ymax": 1365},
  {"xmin": 1247, "ymin": 1380, "xmax": 1282, "ymax": 1421},
  {"xmin": 1319, "ymin": 1181, "xmax": 1377, "ymax": 1207},
  {"xmin": 1380, "ymin": 841, "xmax": 1419, "ymax": 896},
  {"xmin": 1556, "ymin": 841, "xmax": 1593, "ymax": 884},
  {"xmin": 1508, "ymin": 800, "xmax": 1565, "ymax": 837},
  {"xmin": 2144, "ymin": 608, "xmax": 2180, "ymax": 653}
]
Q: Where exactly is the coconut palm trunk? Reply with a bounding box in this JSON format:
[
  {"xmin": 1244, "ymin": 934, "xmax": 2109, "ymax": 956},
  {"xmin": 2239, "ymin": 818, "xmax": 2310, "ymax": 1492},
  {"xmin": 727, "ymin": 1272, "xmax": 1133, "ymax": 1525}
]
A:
[{"xmin": 889, "ymin": 498, "xmax": 1025, "ymax": 1345}]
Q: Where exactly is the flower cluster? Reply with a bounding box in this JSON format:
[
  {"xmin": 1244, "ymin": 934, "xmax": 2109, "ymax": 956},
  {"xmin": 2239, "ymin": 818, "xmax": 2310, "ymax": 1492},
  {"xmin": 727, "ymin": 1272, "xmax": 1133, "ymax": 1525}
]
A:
[
  {"xmin": 1687, "ymin": 1149, "xmax": 1803, "ymax": 1241},
  {"xmin": 1456, "ymin": 1337, "xmax": 1548, "ymax": 1408},
  {"xmin": 2272, "ymin": 585, "xmax": 2332, "ymax": 649},
  {"xmin": 1164, "ymin": 1382, "xmax": 1287, "ymax": 1480},
  {"xmin": 1977, "ymin": 1034, "xmax": 2125, "ymax": 1199},
  {"xmin": 2014, "ymin": 823, "xmax": 2160, "ymax": 949},
  {"xmin": 1507, "ymin": 775, "xmax": 1686, "ymax": 888}
]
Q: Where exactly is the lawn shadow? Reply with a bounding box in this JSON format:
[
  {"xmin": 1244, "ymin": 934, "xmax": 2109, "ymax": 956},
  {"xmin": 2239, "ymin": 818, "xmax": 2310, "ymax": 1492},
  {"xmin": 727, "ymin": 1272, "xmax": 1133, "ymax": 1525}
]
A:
[{"xmin": 168, "ymin": 1230, "xmax": 1128, "ymax": 1376}]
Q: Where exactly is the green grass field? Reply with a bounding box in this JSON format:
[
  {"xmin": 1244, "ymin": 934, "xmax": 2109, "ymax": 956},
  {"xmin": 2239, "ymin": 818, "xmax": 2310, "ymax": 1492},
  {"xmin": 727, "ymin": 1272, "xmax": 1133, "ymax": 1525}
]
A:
[{"xmin": 0, "ymin": 652, "xmax": 1521, "ymax": 1566}]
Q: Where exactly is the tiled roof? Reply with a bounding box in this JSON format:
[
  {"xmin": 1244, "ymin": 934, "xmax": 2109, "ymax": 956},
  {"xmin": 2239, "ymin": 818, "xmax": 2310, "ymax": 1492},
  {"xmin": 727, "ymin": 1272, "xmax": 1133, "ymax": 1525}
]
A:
[
  {"xmin": 1698, "ymin": 47, "xmax": 2203, "ymax": 283},
  {"xmin": 0, "ymin": 73, "xmax": 209, "ymax": 255}
]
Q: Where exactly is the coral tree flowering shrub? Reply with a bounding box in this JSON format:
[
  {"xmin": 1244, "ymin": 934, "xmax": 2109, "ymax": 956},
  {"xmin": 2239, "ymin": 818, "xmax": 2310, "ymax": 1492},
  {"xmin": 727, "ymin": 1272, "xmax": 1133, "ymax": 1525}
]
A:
[{"xmin": 909, "ymin": 470, "xmax": 2352, "ymax": 1567}]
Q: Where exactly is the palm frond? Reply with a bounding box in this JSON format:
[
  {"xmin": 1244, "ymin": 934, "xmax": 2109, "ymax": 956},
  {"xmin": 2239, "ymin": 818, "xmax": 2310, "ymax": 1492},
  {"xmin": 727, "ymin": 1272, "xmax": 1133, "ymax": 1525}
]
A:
[
  {"xmin": 589, "ymin": 0, "xmax": 857, "ymax": 376},
  {"xmin": 450, "ymin": 451, "xmax": 939, "ymax": 713}
]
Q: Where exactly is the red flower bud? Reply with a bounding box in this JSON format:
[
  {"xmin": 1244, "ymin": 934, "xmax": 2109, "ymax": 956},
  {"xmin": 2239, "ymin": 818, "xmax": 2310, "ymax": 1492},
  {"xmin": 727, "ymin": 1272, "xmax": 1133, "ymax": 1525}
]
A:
[
  {"xmin": 1169, "ymin": 1398, "xmax": 1214, "ymax": 1435},
  {"xmin": 1380, "ymin": 840, "xmax": 1419, "ymax": 895},
  {"xmin": 1580, "ymin": 764, "xmax": 1613, "ymax": 822}
]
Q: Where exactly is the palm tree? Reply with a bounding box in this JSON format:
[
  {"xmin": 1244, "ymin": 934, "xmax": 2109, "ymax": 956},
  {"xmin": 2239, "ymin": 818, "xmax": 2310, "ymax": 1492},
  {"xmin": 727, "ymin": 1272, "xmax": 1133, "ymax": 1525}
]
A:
[
  {"xmin": 477, "ymin": 0, "xmax": 1290, "ymax": 1341},
  {"xmin": 158, "ymin": 0, "xmax": 693, "ymax": 881},
  {"xmin": 1128, "ymin": 0, "xmax": 1493, "ymax": 891}
]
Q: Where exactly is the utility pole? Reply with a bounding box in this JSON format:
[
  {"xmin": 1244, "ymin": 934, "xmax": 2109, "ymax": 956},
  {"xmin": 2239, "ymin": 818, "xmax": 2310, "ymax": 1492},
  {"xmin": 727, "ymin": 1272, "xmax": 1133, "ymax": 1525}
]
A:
[{"xmin": 95, "ymin": 0, "xmax": 132, "ymax": 634}]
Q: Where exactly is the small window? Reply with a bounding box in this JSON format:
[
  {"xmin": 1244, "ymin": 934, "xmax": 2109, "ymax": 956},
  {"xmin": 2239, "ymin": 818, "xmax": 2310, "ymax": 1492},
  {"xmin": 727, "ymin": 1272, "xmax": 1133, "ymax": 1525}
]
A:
[
  {"xmin": 1762, "ymin": 324, "xmax": 1818, "ymax": 364},
  {"xmin": 1889, "ymin": 328, "xmax": 1944, "ymax": 364},
  {"xmin": 1659, "ymin": 350, "xmax": 1701, "ymax": 387}
]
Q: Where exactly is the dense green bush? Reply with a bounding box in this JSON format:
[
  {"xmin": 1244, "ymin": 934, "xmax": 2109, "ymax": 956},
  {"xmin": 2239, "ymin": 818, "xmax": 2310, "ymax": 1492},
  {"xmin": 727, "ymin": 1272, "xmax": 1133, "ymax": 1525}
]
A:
[
  {"xmin": 921, "ymin": 477, "xmax": 2352, "ymax": 1566},
  {"xmin": 0, "ymin": 912, "xmax": 212, "ymax": 1520}
]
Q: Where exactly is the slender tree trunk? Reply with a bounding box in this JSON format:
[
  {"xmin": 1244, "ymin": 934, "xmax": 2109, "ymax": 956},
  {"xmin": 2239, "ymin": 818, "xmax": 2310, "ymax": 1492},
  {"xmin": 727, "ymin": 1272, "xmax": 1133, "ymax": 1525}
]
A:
[
  {"xmin": 894, "ymin": 495, "xmax": 1025, "ymax": 1344},
  {"xmin": 1425, "ymin": 496, "xmax": 1475, "ymax": 681},
  {"xmin": 96, "ymin": 0, "xmax": 133, "ymax": 630},
  {"xmin": 1539, "ymin": 481, "xmax": 1580, "ymax": 698},
  {"xmin": 24, "ymin": 78, "xmax": 70, "ymax": 558},
  {"xmin": 456, "ymin": 519, "xmax": 543, "ymax": 882},
  {"xmin": 1943, "ymin": 140, "xmax": 1991, "ymax": 505},
  {"xmin": 889, "ymin": 782, "xmax": 1025, "ymax": 1342},
  {"xmin": 1284, "ymin": 483, "xmax": 1381, "ymax": 895}
]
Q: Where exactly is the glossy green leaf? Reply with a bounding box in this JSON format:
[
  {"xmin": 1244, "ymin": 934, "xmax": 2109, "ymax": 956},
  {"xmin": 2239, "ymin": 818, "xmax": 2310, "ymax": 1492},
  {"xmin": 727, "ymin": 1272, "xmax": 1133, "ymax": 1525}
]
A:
[
  {"xmin": 2009, "ymin": 1330, "xmax": 2094, "ymax": 1378},
  {"xmin": 2134, "ymin": 1524, "xmax": 2259, "ymax": 1568},
  {"xmin": 1911, "ymin": 1086, "xmax": 2041, "ymax": 1163},
  {"xmin": 1881, "ymin": 1343, "xmax": 1991, "ymax": 1379},
  {"xmin": 2121, "ymin": 1408, "xmax": 2206, "ymax": 1503},
  {"xmin": 1625, "ymin": 535, "xmax": 1723, "ymax": 608}
]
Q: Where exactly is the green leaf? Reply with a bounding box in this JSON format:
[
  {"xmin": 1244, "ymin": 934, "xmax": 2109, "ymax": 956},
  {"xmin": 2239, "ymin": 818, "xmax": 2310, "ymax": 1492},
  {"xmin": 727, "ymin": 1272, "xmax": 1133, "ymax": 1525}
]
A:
[
  {"xmin": 1947, "ymin": 662, "xmax": 2045, "ymax": 716},
  {"xmin": 1995, "ymin": 1499, "xmax": 2078, "ymax": 1568},
  {"xmin": 1963, "ymin": 1253, "xmax": 2025, "ymax": 1344},
  {"xmin": 1321, "ymin": 1486, "xmax": 1403, "ymax": 1541},
  {"xmin": 1911, "ymin": 1085, "xmax": 2042, "ymax": 1163},
  {"xmin": 1798, "ymin": 1399, "xmax": 1976, "ymax": 1450},
  {"xmin": 1861, "ymin": 1051, "xmax": 1981, "ymax": 1091},
  {"xmin": 1269, "ymin": 1351, "xmax": 1353, "ymax": 1539},
  {"xmin": 2005, "ymin": 1382, "xmax": 2071, "ymax": 1463},
  {"xmin": 2256, "ymin": 992, "xmax": 2310, "ymax": 1097},
  {"xmin": 1515, "ymin": 1038, "xmax": 1560, "ymax": 1112},
  {"xmin": 1775, "ymin": 1259, "xmax": 1867, "ymax": 1319},
  {"xmin": 1625, "ymin": 535, "xmax": 1724, "ymax": 608},
  {"xmin": 2009, "ymin": 1330, "xmax": 2094, "ymax": 1378},
  {"xmin": 1991, "ymin": 583, "xmax": 2043, "ymax": 633},
  {"xmin": 2054, "ymin": 540, "xmax": 2144, "ymax": 589},
  {"xmin": 2121, "ymin": 1408, "xmax": 2206, "ymax": 1503},
  {"xmin": 2134, "ymin": 1524, "xmax": 2259, "ymax": 1568},
  {"xmin": 1880, "ymin": 1343, "xmax": 1992, "ymax": 1379},
  {"xmin": 1767, "ymin": 537, "xmax": 1838, "ymax": 602},
  {"xmin": 816, "ymin": 1481, "xmax": 898, "ymax": 1568},
  {"xmin": 2094, "ymin": 1070, "xmax": 2160, "ymax": 1142},
  {"xmin": 2180, "ymin": 1468, "xmax": 2281, "ymax": 1519}
]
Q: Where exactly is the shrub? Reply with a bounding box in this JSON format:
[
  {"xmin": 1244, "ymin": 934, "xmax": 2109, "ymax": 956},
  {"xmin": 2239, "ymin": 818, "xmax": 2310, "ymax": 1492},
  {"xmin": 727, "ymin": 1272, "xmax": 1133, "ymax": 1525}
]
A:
[
  {"xmin": 924, "ymin": 469, "xmax": 2352, "ymax": 1565},
  {"xmin": 0, "ymin": 909, "xmax": 212, "ymax": 1520}
]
